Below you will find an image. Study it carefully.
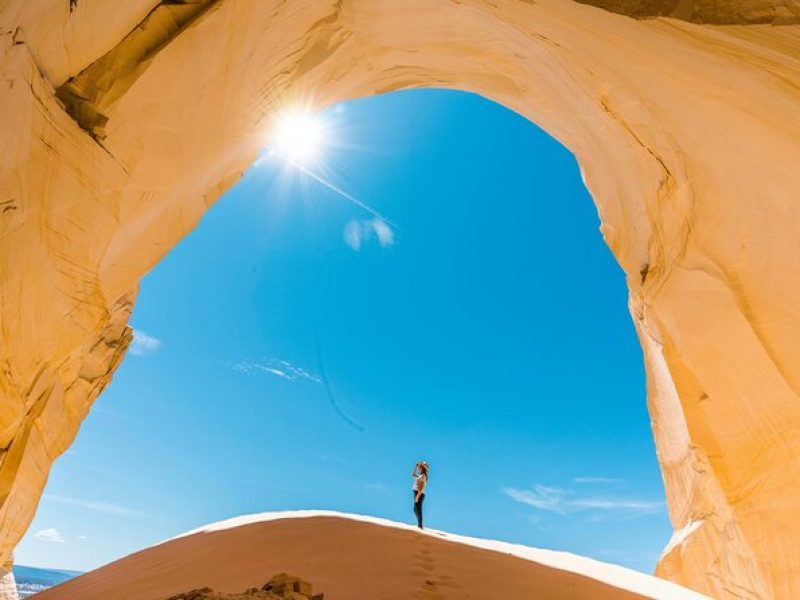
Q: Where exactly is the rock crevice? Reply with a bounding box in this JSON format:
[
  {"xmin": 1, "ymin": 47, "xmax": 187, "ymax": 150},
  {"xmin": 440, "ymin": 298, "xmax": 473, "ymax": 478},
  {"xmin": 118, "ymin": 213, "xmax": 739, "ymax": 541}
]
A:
[{"xmin": 575, "ymin": 0, "xmax": 800, "ymax": 24}]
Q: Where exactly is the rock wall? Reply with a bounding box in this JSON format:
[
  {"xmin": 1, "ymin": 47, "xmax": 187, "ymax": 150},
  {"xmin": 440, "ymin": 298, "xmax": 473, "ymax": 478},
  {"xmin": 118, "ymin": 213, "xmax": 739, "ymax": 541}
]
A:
[{"xmin": 1, "ymin": 1, "xmax": 799, "ymax": 598}]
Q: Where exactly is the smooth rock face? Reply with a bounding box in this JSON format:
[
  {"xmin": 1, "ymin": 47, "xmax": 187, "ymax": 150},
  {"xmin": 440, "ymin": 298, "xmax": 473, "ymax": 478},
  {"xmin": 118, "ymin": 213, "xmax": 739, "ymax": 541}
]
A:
[{"xmin": 0, "ymin": 1, "xmax": 799, "ymax": 598}]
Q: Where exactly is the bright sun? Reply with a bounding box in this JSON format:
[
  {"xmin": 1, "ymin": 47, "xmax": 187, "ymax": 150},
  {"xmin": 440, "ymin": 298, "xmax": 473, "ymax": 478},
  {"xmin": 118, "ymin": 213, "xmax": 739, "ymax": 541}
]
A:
[{"xmin": 271, "ymin": 109, "xmax": 325, "ymax": 163}]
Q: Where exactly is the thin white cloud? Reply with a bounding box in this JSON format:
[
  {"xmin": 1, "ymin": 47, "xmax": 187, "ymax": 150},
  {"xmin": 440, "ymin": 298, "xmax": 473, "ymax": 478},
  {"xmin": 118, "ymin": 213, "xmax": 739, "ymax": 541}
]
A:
[
  {"xmin": 574, "ymin": 477, "xmax": 624, "ymax": 484},
  {"xmin": 504, "ymin": 485, "xmax": 569, "ymax": 515},
  {"xmin": 571, "ymin": 498, "xmax": 663, "ymax": 511},
  {"xmin": 230, "ymin": 358, "xmax": 321, "ymax": 383},
  {"xmin": 34, "ymin": 529, "xmax": 64, "ymax": 543},
  {"xmin": 372, "ymin": 219, "xmax": 394, "ymax": 246},
  {"xmin": 344, "ymin": 218, "xmax": 395, "ymax": 251},
  {"xmin": 76, "ymin": 535, "xmax": 88, "ymax": 540},
  {"xmin": 129, "ymin": 329, "xmax": 162, "ymax": 357},
  {"xmin": 93, "ymin": 407, "xmax": 146, "ymax": 426},
  {"xmin": 502, "ymin": 484, "xmax": 663, "ymax": 517},
  {"xmin": 365, "ymin": 483, "xmax": 388, "ymax": 492},
  {"xmin": 43, "ymin": 494, "xmax": 149, "ymax": 519}
]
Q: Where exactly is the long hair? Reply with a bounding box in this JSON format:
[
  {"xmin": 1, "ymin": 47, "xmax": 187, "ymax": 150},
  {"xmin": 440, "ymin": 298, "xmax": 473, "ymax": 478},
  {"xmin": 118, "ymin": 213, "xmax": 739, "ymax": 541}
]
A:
[{"xmin": 418, "ymin": 462, "xmax": 429, "ymax": 478}]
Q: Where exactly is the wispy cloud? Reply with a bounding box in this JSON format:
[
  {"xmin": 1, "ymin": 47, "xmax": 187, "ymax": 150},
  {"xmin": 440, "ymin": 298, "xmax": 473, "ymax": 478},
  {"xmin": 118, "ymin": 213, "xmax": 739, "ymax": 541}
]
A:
[
  {"xmin": 93, "ymin": 407, "xmax": 146, "ymax": 426},
  {"xmin": 229, "ymin": 358, "xmax": 321, "ymax": 383},
  {"xmin": 572, "ymin": 498, "xmax": 663, "ymax": 511},
  {"xmin": 503, "ymin": 484, "xmax": 663, "ymax": 517},
  {"xmin": 34, "ymin": 528, "xmax": 64, "ymax": 543},
  {"xmin": 43, "ymin": 494, "xmax": 149, "ymax": 519},
  {"xmin": 574, "ymin": 476, "xmax": 624, "ymax": 484},
  {"xmin": 504, "ymin": 485, "xmax": 569, "ymax": 514},
  {"xmin": 344, "ymin": 218, "xmax": 395, "ymax": 251},
  {"xmin": 365, "ymin": 483, "xmax": 388, "ymax": 493},
  {"xmin": 129, "ymin": 329, "xmax": 162, "ymax": 357}
]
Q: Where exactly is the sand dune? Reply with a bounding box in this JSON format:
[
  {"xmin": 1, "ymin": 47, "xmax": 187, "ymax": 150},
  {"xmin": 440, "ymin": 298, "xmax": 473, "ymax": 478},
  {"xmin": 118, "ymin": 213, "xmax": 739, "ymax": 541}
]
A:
[{"xmin": 35, "ymin": 511, "xmax": 708, "ymax": 600}]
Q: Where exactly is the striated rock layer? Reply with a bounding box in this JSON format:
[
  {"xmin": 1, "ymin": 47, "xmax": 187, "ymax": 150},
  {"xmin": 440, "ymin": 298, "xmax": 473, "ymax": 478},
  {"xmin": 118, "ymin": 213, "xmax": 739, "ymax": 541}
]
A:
[
  {"xmin": 164, "ymin": 572, "xmax": 325, "ymax": 600},
  {"xmin": 34, "ymin": 512, "xmax": 707, "ymax": 600},
  {"xmin": 1, "ymin": 1, "xmax": 800, "ymax": 598},
  {"xmin": 576, "ymin": 0, "xmax": 800, "ymax": 23}
]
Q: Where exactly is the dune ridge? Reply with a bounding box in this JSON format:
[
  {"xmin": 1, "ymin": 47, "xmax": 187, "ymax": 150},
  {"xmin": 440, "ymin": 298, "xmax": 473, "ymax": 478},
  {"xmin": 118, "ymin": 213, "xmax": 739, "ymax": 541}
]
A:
[{"xmin": 35, "ymin": 511, "xmax": 708, "ymax": 600}]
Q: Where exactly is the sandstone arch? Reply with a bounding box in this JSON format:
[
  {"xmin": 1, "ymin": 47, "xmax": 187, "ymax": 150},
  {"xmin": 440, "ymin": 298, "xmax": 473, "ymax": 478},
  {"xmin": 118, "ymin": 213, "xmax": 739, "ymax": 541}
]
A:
[{"xmin": 1, "ymin": 1, "xmax": 800, "ymax": 598}]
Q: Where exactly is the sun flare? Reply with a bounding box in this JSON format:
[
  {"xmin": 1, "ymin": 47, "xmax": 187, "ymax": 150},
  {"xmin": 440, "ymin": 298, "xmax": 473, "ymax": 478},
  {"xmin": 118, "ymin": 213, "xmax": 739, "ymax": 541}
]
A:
[{"xmin": 271, "ymin": 109, "xmax": 325, "ymax": 163}]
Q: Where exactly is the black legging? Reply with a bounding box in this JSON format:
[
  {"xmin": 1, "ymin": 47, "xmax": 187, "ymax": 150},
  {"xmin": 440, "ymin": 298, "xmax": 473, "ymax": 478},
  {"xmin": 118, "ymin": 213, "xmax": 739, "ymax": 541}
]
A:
[{"xmin": 413, "ymin": 491, "xmax": 425, "ymax": 529}]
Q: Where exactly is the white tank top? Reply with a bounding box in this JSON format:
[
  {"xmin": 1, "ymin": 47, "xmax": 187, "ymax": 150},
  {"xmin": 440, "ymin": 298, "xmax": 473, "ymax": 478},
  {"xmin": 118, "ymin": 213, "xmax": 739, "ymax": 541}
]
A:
[{"xmin": 413, "ymin": 473, "xmax": 426, "ymax": 491}]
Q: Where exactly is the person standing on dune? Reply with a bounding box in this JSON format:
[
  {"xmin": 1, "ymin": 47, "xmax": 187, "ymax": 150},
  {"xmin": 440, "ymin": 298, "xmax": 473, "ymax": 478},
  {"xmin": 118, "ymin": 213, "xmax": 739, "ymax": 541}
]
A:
[{"xmin": 412, "ymin": 461, "xmax": 429, "ymax": 529}]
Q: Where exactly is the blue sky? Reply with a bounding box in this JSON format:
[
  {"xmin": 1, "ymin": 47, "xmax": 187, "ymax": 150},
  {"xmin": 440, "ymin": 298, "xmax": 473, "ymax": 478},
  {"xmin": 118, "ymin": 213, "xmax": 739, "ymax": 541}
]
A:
[{"xmin": 16, "ymin": 90, "xmax": 670, "ymax": 574}]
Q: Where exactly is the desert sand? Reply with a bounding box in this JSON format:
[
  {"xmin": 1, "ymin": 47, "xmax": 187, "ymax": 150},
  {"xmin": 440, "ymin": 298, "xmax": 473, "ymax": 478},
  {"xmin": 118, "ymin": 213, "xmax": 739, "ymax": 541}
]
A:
[
  {"xmin": 3, "ymin": 1, "xmax": 800, "ymax": 597},
  {"xmin": 34, "ymin": 511, "xmax": 708, "ymax": 600}
]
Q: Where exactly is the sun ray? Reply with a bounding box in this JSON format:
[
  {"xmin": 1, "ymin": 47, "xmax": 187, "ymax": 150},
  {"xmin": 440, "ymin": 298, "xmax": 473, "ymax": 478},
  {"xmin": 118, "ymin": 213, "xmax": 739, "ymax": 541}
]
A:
[{"xmin": 261, "ymin": 105, "xmax": 400, "ymax": 231}]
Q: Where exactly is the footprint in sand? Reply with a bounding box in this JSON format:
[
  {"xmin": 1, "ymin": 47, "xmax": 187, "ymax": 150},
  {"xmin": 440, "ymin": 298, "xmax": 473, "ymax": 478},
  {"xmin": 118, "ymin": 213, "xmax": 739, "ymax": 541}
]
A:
[{"xmin": 411, "ymin": 535, "xmax": 461, "ymax": 598}]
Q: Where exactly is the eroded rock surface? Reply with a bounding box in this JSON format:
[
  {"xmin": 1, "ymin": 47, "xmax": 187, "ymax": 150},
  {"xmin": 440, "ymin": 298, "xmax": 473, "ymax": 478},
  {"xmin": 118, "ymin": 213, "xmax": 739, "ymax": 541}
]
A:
[
  {"xmin": 576, "ymin": 0, "xmax": 800, "ymax": 23},
  {"xmin": 1, "ymin": 1, "xmax": 800, "ymax": 599},
  {"xmin": 165, "ymin": 573, "xmax": 324, "ymax": 600}
]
